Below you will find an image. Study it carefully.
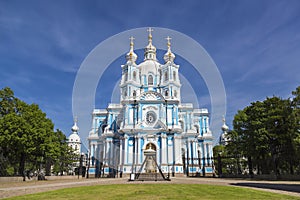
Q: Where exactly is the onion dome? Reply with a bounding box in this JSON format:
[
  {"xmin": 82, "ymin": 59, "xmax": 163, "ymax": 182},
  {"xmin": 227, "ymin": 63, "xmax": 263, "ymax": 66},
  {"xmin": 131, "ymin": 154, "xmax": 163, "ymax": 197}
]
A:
[
  {"xmin": 164, "ymin": 36, "xmax": 175, "ymax": 63},
  {"xmin": 126, "ymin": 36, "xmax": 137, "ymax": 63},
  {"xmin": 221, "ymin": 117, "xmax": 229, "ymax": 132},
  {"xmin": 144, "ymin": 27, "xmax": 157, "ymax": 60},
  {"xmin": 69, "ymin": 117, "xmax": 81, "ymax": 144},
  {"xmin": 71, "ymin": 117, "xmax": 79, "ymax": 133}
]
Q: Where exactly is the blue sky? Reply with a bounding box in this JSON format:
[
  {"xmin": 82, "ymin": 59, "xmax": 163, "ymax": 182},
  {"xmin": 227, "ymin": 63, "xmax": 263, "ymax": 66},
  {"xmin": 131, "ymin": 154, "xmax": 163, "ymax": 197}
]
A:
[{"xmin": 1, "ymin": 0, "xmax": 300, "ymax": 148}]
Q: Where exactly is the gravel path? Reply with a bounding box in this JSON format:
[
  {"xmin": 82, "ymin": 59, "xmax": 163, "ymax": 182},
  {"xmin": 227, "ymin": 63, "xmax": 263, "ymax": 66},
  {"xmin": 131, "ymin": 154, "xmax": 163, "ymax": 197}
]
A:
[{"xmin": 1, "ymin": 177, "xmax": 300, "ymax": 199}]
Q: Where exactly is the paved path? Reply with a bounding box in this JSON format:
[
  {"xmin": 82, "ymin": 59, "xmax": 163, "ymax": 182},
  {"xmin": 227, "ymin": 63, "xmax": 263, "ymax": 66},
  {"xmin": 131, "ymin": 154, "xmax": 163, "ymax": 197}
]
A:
[{"xmin": 1, "ymin": 177, "xmax": 300, "ymax": 199}]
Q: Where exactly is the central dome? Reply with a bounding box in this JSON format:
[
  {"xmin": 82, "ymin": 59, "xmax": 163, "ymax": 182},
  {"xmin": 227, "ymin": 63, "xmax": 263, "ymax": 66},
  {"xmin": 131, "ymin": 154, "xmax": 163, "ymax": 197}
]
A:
[
  {"xmin": 144, "ymin": 27, "xmax": 157, "ymax": 61},
  {"xmin": 138, "ymin": 59, "xmax": 160, "ymax": 75}
]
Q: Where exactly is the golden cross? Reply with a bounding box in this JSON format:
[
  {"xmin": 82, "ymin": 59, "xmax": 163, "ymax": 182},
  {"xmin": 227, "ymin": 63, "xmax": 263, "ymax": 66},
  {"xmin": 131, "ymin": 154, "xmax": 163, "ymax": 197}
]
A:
[
  {"xmin": 129, "ymin": 36, "xmax": 135, "ymax": 46},
  {"xmin": 166, "ymin": 36, "xmax": 172, "ymax": 47},
  {"xmin": 147, "ymin": 27, "xmax": 154, "ymax": 36}
]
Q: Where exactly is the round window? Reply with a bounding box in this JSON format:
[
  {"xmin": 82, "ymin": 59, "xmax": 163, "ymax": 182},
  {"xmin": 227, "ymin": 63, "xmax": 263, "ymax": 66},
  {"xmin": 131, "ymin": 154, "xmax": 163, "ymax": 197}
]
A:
[{"xmin": 146, "ymin": 111, "xmax": 157, "ymax": 125}]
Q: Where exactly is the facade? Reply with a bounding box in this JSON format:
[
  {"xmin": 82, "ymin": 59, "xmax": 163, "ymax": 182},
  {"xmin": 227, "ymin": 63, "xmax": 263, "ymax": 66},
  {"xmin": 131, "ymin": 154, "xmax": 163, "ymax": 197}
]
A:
[{"xmin": 88, "ymin": 29, "xmax": 214, "ymax": 177}]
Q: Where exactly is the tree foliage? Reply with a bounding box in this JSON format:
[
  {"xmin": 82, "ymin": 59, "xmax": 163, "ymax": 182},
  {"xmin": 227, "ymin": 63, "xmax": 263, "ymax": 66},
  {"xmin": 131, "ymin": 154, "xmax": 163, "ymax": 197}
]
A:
[
  {"xmin": 225, "ymin": 86, "xmax": 300, "ymax": 175},
  {"xmin": 0, "ymin": 87, "xmax": 75, "ymax": 176}
]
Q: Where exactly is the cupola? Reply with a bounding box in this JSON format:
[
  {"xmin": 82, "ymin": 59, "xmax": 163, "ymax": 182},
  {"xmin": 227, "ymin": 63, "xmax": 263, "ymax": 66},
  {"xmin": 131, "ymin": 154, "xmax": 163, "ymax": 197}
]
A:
[
  {"xmin": 144, "ymin": 27, "xmax": 157, "ymax": 61},
  {"xmin": 164, "ymin": 36, "xmax": 175, "ymax": 63},
  {"xmin": 126, "ymin": 36, "xmax": 137, "ymax": 63}
]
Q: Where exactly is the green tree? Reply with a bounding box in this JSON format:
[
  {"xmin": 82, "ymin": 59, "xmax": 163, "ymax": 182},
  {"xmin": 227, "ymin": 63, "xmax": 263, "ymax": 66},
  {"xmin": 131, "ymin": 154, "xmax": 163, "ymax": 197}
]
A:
[
  {"xmin": 0, "ymin": 87, "xmax": 17, "ymax": 116},
  {"xmin": 51, "ymin": 129, "xmax": 78, "ymax": 176},
  {"xmin": 230, "ymin": 91, "xmax": 300, "ymax": 175},
  {"xmin": 0, "ymin": 87, "xmax": 24, "ymax": 175},
  {"xmin": 0, "ymin": 87, "xmax": 75, "ymax": 177},
  {"xmin": 291, "ymin": 86, "xmax": 300, "ymax": 173}
]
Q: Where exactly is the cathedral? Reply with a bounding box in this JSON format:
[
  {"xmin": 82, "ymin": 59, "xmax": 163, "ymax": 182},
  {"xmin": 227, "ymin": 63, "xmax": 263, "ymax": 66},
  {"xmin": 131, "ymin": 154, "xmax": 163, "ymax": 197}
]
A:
[{"xmin": 87, "ymin": 29, "xmax": 214, "ymax": 178}]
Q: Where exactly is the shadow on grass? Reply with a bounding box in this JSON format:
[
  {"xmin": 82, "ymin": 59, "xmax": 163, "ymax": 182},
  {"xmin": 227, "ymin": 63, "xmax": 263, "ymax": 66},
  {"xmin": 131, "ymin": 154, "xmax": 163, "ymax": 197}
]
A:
[{"xmin": 231, "ymin": 182, "xmax": 300, "ymax": 194}]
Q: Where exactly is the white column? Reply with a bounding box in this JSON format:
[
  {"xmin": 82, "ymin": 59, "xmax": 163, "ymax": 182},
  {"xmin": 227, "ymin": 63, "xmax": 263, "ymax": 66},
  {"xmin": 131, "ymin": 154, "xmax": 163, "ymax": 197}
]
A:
[
  {"xmin": 128, "ymin": 137, "xmax": 133, "ymax": 165},
  {"xmin": 207, "ymin": 117, "xmax": 210, "ymax": 132},
  {"xmin": 106, "ymin": 140, "xmax": 110, "ymax": 166},
  {"xmin": 172, "ymin": 106, "xmax": 176, "ymax": 128},
  {"xmin": 137, "ymin": 136, "xmax": 141, "ymax": 164},
  {"xmin": 189, "ymin": 113, "xmax": 192, "ymax": 130},
  {"xmin": 96, "ymin": 143, "xmax": 100, "ymax": 162},
  {"xmin": 106, "ymin": 141, "xmax": 110, "ymax": 166},
  {"xmin": 119, "ymin": 139, "xmax": 123, "ymax": 171},
  {"xmin": 188, "ymin": 140, "xmax": 192, "ymax": 159},
  {"xmin": 172, "ymin": 137, "xmax": 175, "ymax": 164},
  {"xmin": 134, "ymin": 135, "xmax": 140, "ymax": 165},
  {"xmin": 193, "ymin": 141, "xmax": 197, "ymax": 160},
  {"xmin": 202, "ymin": 142, "xmax": 206, "ymax": 166},
  {"xmin": 160, "ymin": 103, "xmax": 163, "ymax": 119},
  {"xmin": 102, "ymin": 141, "xmax": 106, "ymax": 165},
  {"xmin": 161, "ymin": 134, "xmax": 167, "ymax": 164},
  {"xmin": 157, "ymin": 136, "xmax": 161, "ymax": 165},
  {"xmin": 190, "ymin": 140, "xmax": 195, "ymax": 171},
  {"xmin": 91, "ymin": 144, "xmax": 95, "ymax": 157},
  {"xmin": 168, "ymin": 137, "xmax": 173, "ymax": 165},
  {"xmin": 174, "ymin": 136, "xmax": 181, "ymax": 164},
  {"xmin": 106, "ymin": 141, "xmax": 109, "ymax": 166},
  {"xmin": 202, "ymin": 117, "xmax": 205, "ymax": 134},
  {"xmin": 198, "ymin": 143, "xmax": 202, "ymax": 166},
  {"xmin": 142, "ymin": 136, "xmax": 146, "ymax": 164},
  {"xmin": 124, "ymin": 136, "xmax": 128, "ymax": 165},
  {"xmin": 110, "ymin": 141, "xmax": 113, "ymax": 166},
  {"xmin": 206, "ymin": 143, "xmax": 210, "ymax": 165}
]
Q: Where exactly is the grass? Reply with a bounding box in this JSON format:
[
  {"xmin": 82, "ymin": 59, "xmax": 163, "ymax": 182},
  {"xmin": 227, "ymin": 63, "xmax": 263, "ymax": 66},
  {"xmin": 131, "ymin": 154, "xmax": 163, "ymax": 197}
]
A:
[{"xmin": 4, "ymin": 184, "xmax": 300, "ymax": 200}]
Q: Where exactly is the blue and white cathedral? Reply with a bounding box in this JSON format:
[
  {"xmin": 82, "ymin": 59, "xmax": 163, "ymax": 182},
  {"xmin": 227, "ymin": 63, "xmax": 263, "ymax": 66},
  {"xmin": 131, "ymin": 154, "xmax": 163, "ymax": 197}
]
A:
[{"xmin": 88, "ymin": 29, "xmax": 214, "ymax": 177}]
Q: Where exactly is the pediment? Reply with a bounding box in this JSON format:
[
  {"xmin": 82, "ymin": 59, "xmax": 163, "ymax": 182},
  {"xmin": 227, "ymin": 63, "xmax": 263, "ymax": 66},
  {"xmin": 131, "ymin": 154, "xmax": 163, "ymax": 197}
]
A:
[{"xmin": 140, "ymin": 91, "xmax": 164, "ymax": 101}]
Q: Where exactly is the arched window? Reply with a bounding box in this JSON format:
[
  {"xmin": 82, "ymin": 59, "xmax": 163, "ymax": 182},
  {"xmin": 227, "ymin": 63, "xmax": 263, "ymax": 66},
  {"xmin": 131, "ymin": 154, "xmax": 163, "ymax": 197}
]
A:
[
  {"xmin": 195, "ymin": 125, "xmax": 199, "ymax": 133},
  {"xmin": 164, "ymin": 71, "xmax": 168, "ymax": 81},
  {"xmin": 133, "ymin": 71, "xmax": 136, "ymax": 81},
  {"xmin": 148, "ymin": 75, "xmax": 153, "ymax": 85},
  {"xmin": 75, "ymin": 145, "xmax": 78, "ymax": 150},
  {"xmin": 165, "ymin": 90, "xmax": 169, "ymax": 97},
  {"xmin": 179, "ymin": 121, "xmax": 184, "ymax": 130},
  {"xmin": 124, "ymin": 72, "xmax": 128, "ymax": 82},
  {"xmin": 133, "ymin": 90, "xmax": 136, "ymax": 97},
  {"xmin": 173, "ymin": 71, "xmax": 176, "ymax": 81},
  {"xmin": 174, "ymin": 90, "xmax": 177, "ymax": 97}
]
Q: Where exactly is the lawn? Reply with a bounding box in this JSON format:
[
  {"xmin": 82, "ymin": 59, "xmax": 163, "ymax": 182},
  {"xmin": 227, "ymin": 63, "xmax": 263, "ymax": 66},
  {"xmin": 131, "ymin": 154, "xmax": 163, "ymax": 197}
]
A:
[{"xmin": 5, "ymin": 184, "xmax": 300, "ymax": 200}]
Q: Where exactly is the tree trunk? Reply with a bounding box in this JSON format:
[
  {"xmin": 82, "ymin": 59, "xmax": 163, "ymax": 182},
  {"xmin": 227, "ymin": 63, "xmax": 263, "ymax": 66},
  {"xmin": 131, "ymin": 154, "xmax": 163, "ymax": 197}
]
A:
[
  {"xmin": 19, "ymin": 153, "xmax": 25, "ymax": 176},
  {"xmin": 289, "ymin": 159, "xmax": 294, "ymax": 175},
  {"xmin": 248, "ymin": 156, "xmax": 253, "ymax": 178},
  {"xmin": 45, "ymin": 158, "xmax": 52, "ymax": 176}
]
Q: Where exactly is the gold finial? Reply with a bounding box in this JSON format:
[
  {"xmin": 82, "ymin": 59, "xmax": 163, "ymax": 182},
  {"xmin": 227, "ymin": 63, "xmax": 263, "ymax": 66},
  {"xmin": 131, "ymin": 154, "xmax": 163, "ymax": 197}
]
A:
[
  {"xmin": 129, "ymin": 36, "xmax": 135, "ymax": 47},
  {"xmin": 74, "ymin": 116, "xmax": 78, "ymax": 123},
  {"xmin": 147, "ymin": 27, "xmax": 153, "ymax": 42},
  {"xmin": 129, "ymin": 36, "xmax": 135, "ymax": 58},
  {"xmin": 147, "ymin": 27, "xmax": 153, "ymax": 36},
  {"xmin": 166, "ymin": 36, "xmax": 172, "ymax": 48},
  {"xmin": 165, "ymin": 36, "xmax": 173, "ymax": 58}
]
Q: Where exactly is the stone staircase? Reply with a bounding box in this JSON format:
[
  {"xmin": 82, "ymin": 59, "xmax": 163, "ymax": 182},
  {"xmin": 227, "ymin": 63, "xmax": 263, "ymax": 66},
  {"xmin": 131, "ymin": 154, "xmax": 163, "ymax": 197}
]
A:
[{"xmin": 135, "ymin": 173, "xmax": 169, "ymax": 181}]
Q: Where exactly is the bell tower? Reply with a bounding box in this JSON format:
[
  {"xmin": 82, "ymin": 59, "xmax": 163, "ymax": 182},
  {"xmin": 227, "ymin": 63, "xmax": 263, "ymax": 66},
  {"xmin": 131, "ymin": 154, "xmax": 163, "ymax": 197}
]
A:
[
  {"xmin": 120, "ymin": 36, "xmax": 141, "ymax": 101},
  {"xmin": 160, "ymin": 36, "xmax": 181, "ymax": 101}
]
